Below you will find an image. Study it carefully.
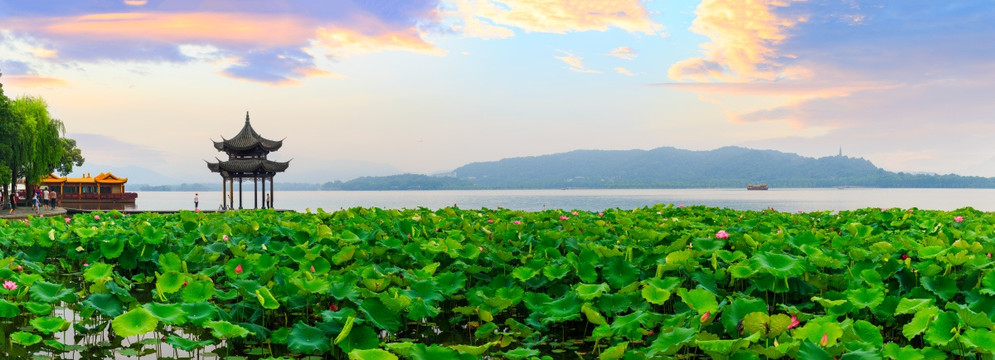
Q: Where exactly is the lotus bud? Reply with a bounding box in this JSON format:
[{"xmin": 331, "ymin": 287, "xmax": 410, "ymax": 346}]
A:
[
  {"xmin": 819, "ymin": 333, "xmax": 828, "ymax": 346},
  {"xmin": 788, "ymin": 315, "xmax": 800, "ymax": 329},
  {"xmin": 234, "ymin": 264, "xmax": 243, "ymax": 275},
  {"xmin": 700, "ymin": 311, "xmax": 710, "ymax": 323}
]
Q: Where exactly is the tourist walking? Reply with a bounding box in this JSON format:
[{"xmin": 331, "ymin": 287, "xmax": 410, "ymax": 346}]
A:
[
  {"xmin": 42, "ymin": 189, "xmax": 50, "ymax": 210},
  {"xmin": 50, "ymin": 189, "xmax": 58, "ymax": 208},
  {"xmin": 194, "ymin": 193, "xmax": 199, "ymax": 210},
  {"xmin": 32, "ymin": 193, "xmax": 40, "ymax": 215},
  {"xmin": 6, "ymin": 193, "xmax": 14, "ymax": 214}
]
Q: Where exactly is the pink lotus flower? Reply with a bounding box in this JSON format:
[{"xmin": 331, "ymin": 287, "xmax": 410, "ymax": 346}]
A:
[
  {"xmin": 513, "ymin": 220, "xmax": 521, "ymax": 225},
  {"xmin": 788, "ymin": 315, "xmax": 800, "ymax": 329},
  {"xmin": 487, "ymin": 219, "xmax": 493, "ymax": 223},
  {"xmin": 183, "ymin": 281, "xmax": 188, "ymax": 286},
  {"xmin": 715, "ymin": 230, "xmax": 730, "ymax": 239},
  {"xmin": 954, "ymin": 216, "xmax": 964, "ymax": 223},
  {"xmin": 65, "ymin": 217, "xmax": 71, "ymax": 223},
  {"xmin": 678, "ymin": 204, "xmax": 684, "ymax": 208},
  {"xmin": 222, "ymin": 235, "xmax": 229, "ymax": 241},
  {"xmin": 598, "ymin": 212, "xmax": 604, "ymax": 217},
  {"xmin": 988, "ymin": 253, "xmax": 992, "ymax": 258},
  {"xmin": 234, "ymin": 264, "xmax": 243, "ymax": 275},
  {"xmin": 329, "ymin": 304, "xmax": 339, "ymax": 311},
  {"xmin": 310, "ymin": 265, "xmax": 316, "ymax": 272},
  {"xmin": 16, "ymin": 265, "xmax": 22, "ymax": 272},
  {"xmin": 819, "ymin": 333, "xmax": 828, "ymax": 346},
  {"xmin": 559, "ymin": 215, "xmax": 569, "ymax": 221},
  {"xmin": 571, "ymin": 211, "xmax": 579, "ymax": 216},
  {"xmin": 777, "ymin": 230, "xmax": 782, "ymax": 234},
  {"xmin": 700, "ymin": 311, "xmax": 710, "ymax": 323},
  {"xmin": 93, "ymin": 215, "xmax": 100, "ymax": 220},
  {"xmin": 83, "ymin": 263, "xmax": 89, "ymax": 267},
  {"xmin": 478, "ymin": 246, "xmax": 483, "ymax": 251},
  {"xmin": 797, "ymin": 210, "xmax": 803, "ymax": 214},
  {"xmin": 3, "ymin": 280, "xmax": 16, "ymax": 290}
]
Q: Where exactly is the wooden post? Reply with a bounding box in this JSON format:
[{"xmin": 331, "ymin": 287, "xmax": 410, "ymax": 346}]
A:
[
  {"xmin": 254, "ymin": 176, "xmax": 258, "ymax": 209},
  {"xmin": 222, "ymin": 177, "xmax": 227, "ymax": 210},
  {"xmin": 270, "ymin": 176, "xmax": 274, "ymax": 209},
  {"xmin": 238, "ymin": 178, "xmax": 243, "ymax": 209}
]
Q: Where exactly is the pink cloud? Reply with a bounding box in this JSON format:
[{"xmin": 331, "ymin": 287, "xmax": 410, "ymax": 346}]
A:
[
  {"xmin": 451, "ymin": 0, "xmax": 663, "ymax": 37},
  {"xmin": 1, "ymin": 74, "xmax": 67, "ymax": 87}
]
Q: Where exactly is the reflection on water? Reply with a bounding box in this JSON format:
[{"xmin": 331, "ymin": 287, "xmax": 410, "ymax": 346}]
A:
[{"xmin": 61, "ymin": 202, "xmax": 136, "ymax": 211}]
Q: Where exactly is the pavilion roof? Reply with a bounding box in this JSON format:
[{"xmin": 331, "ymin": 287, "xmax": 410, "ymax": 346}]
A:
[
  {"xmin": 42, "ymin": 172, "xmax": 128, "ymax": 184},
  {"xmin": 207, "ymin": 158, "xmax": 290, "ymax": 174},
  {"xmin": 212, "ymin": 112, "xmax": 283, "ymax": 153}
]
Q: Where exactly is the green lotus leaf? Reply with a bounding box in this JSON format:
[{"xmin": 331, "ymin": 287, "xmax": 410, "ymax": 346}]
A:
[
  {"xmin": 498, "ymin": 347, "xmax": 540, "ymax": 360},
  {"xmin": 450, "ymin": 341, "xmax": 496, "ymax": 356},
  {"xmin": 337, "ymin": 324, "xmax": 379, "ymax": 354},
  {"xmin": 29, "ymin": 281, "xmax": 75, "ymax": 303},
  {"xmin": 691, "ymin": 237, "xmax": 726, "ymax": 252},
  {"xmin": 74, "ymin": 228, "xmax": 98, "ymax": 239},
  {"xmin": 603, "ymin": 257, "xmax": 640, "ymax": 289},
  {"xmin": 30, "ymin": 316, "xmax": 69, "ymax": 334},
  {"xmin": 646, "ymin": 327, "xmax": 695, "ymax": 357},
  {"xmin": 852, "ymin": 320, "xmax": 883, "ymax": 348},
  {"xmin": 542, "ymin": 263, "xmax": 571, "ymax": 281},
  {"xmin": 640, "ymin": 282, "xmax": 671, "ymax": 305},
  {"xmin": 752, "ymin": 252, "xmax": 804, "ymax": 278},
  {"xmin": 678, "ymin": 288, "xmax": 719, "ymax": 315},
  {"xmin": 923, "ymin": 311, "xmax": 959, "ymax": 346},
  {"xmin": 43, "ymin": 339, "xmax": 85, "ymax": 352},
  {"xmin": 183, "ymin": 302, "xmax": 218, "ymax": 326},
  {"xmin": 158, "ymin": 252, "xmax": 183, "ymax": 272},
  {"xmin": 902, "ymin": 306, "xmax": 939, "ymax": 340},
  {"xmin": 10, "ymin": 331, "xmax": 43, "ymax": 346},
  {"xmin": 164, "ymin": 335, "xmax": 215, "ymax": 351},
  {"xmin": 847, "ymin": 287, "xmax": 884, "ymax": 310},
  {"xmin": 82, "ymin": 293, "xmax": 123, "ymax": 317},
  {"xmin": 793, "ymin": 317, "xmax": 843, "ymax": 346},
  {"xmin": 581, "ymin": 303, "xmax": 607, "ymax": 326},
  {"xmin": 205, "ymin": 320, "xmax": 252, "ymax": 339},
  {"xmin": 349, "ymin": 348, "xmax": 400, "ymax": 360},
  {"xmin": 474, "ymin": 322, "xmax": 498, "ymax": 339},
  {"xmin": 360, "ymin": 297, "xmax": 401, "ymax": 332},
  {"xmin": 99, "ymin": 237, "xmax": 125, "ymax": 259},
  {"xmin": 981, "ymin": 271, "xmax": 995, "ymax": 296},
  {"xmin": 881, "ymin": 343, "xmax": 926, "ymax": 360},
  {"xmin": 156, "ymin": 271, "xmax": 184, "ymax": 294},
  {"xmin": 895, "ymin": 298, "xmax": 933, "ymax": 315},
  {"xmin": 797, "ymin": 341, "xmax": 832, "ymax": 360},
  {"xmin": 143, "ymin": 302, "xmax": 187, "ymax": 325},
  {"xmin": 23, "ymin": 301, "xmax": 53, "ymax": 315},
  {"xmin": 82, "ymin": 262, "xmax": 114, "ymax": 282},
  {"xmin": 720, "ymin": 297, "xmax": 766, "ymax": 337},
  {"xmin": 333, "ymin": 245, "xmax": 357, "ymax": 264},
  {"xmin": 0, "ymin": 299, "xmax": 21, "ymax": 318},
  {"xmin": 181, "ymin": 278, "xmax": 215, "ymax": 303},
  {"xmin": 511, "ymin": 266, "xmax": 539, "ymax": 282},
  {"xmin": 255, "ymin": 287, "xmax": 280, "ymax": 310},
  {"xmin": 287, "ymin": 321, "xmax": 330, "ymax": 354},
  {"xmin": 728, "ymin": 263, "xmax": 757, "ymax": 279},
  {"xmin": 946, "ymin": 302, "xmax": 994, "ymax": 329},
  {"xmin": 742, "ymin": 312, "xmax": 770, "ymax": 336},
  {"xmin": 921, "ymin": 276, "xmax": 958, "ymax": 301},
  {"xmin": 112, "ymin": 308, "xmax": 159, "ymax": 338},
  {"xmin": 541, "ymin": 293, "xmax": 582, "ymax": 324},
  {"xmin": 600, "ymin": 341, "xmax": 628, "ymax": 359},
  {"xmin": 962, "ymin": 328, "xmax": 995, "ymax": 352},
  {"xmin": 576, "ymin": 283, "xmax": 611, "ymax": 301},
  {"xmin": 303, "ymin": 276, "xmax": 332, "ymax": 294},
  {"xmin": 610, "ymin": 310, "xmax": 658, "ymax": 340}
]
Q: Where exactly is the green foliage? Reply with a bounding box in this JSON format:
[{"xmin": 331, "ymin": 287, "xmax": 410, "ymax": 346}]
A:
[{"xmin": 0, "ymin": 205, "xmax": 993, "ymax": 358}]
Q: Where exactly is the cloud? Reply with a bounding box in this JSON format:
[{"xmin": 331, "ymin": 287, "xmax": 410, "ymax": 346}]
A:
[
  {"xmin": 0, "ymin": 1, "xmax": 442, "ymax": 84},
  {"xmin": 554, "ymin": 51, "xmax": 599, "ymax": 74},
  {"xmin": 449, "ymin": 0, "xmax": 662, "ymax": 38},
  {"xmin": 668, "ymin": 0, "xmax": 807, "ymax": 82},
  {"xmin": 607, "ymin": 46, "xmax": 636, "ymax": 60},
  {"xmin": 70, "ymin": 132, "xmax": 167, "ymax": 165},
  {"xmin": 614, "ymin": 67, "xmax": 634, "ymax": 76}
]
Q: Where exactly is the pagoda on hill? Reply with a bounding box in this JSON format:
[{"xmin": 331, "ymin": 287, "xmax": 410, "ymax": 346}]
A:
[{"xmin": 207, "ymin": 112, "xmax": 289, "ymax": 209}]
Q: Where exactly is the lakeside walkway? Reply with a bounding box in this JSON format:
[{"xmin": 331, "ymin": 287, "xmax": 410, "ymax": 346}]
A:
[{"xmin": 0, "ymin": 205, "xmax": 68, "ymax": 220}]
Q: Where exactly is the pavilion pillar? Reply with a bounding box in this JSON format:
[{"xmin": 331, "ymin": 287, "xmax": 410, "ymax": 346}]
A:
[
  {"xmin": 261, "ymin": 176, "xmax": 266, "ymax": 209},
  {"xmin": 254, "ymin": 176, "xmax": 258, "ymax": 209},
  {"xmin": 221, "ymin": 177, "xmax": 227, "ymax": 210},
  {"xmin": 229, "ymin": 178, "xmax": 234, "ymax": 209},
  {"xmin": 270, "ymin": 176, "xmax": 274, "ymax": 209},
  {"xmin": 238, "ymin": 178, "xmax": 243, "ymax": 209}
]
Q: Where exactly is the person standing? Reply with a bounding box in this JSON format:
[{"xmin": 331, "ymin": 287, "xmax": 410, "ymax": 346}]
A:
[
  {"xmin": 42, "ymin": 189, "xmax": 50, "ymax": 210},
  {"xmin": 6, "ymin": 193, "xmax": 13, "ymax": 214},
  {"xmin": 50, "ymin": 189, "xmax": 58, "ymax": 208},
  {"xmin": 194, "ymin": 193, "xmax": 199, "ymax": 210}
]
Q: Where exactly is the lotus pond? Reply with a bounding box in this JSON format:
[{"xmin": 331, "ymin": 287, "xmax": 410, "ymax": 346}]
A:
[{"xmin": 1, "ymin": 205, "xmax": 995, "ymax": 359}]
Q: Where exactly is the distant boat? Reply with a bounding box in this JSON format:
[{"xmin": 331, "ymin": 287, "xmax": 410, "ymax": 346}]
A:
[{"xmin": 747, "ymin": 184, "xmax": 768, "ymax": 190}]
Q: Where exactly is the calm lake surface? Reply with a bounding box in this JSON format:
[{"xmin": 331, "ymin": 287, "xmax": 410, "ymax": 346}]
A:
[{"xmin": 132, "ymin": 188, "xmax": 995, "ymax": 213}]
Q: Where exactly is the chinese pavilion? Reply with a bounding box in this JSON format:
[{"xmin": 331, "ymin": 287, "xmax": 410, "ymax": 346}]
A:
[
  {"xmin": 41, "ymin": 172, "xmax": 137, "ymax": 202},
  {"xmin": 207, "ymin": 112, "xmax": 289, "ymax": 209}
]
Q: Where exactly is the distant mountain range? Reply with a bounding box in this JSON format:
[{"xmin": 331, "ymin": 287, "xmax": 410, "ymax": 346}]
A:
[{"xmin": 323, "ymin": 146, "xmax": 995, "ymax": 190}]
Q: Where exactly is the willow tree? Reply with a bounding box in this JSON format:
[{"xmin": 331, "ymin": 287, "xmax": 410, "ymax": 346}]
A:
[{"xmin": 0, "ymin": 70, "xmax": 16, "ymax": 196}]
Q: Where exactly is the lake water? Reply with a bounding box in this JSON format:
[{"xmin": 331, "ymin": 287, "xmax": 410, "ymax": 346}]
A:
[{"xmin": 131, "ymin": 188, "xmax": 995, "ymax": 213}]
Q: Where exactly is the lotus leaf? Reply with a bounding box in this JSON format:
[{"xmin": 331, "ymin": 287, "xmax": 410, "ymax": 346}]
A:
[
  {"xmin": 575, "ymin": 283, "xmax": 610, "ymax": 301},
  {"xmin": 599, "ymin": 341, "xmax": 628, "ymax": 359},
  {"xmin": 360, "ymin": 297, "xmax": 401, "ymax": 332},
  {"xmin": 847, "ymin": 287, "xmax": 885, "ymax": 310},
  {"xmin": 82, "ymin": 262, "xmax": 114, "ymax": 282},
  {"xmin": 112, "ymin": 308, "xmax": 159, "ymax": 338},
  {"xmin": 348, "ymin": 348, "xmax": 399, "ymax": 360},
  {"xmin": 30, "ymin": 316, "xmax": 69, "ymax": 334},
  {"xmin": 337, "ymin": 325, "xmax": 379, "ymax": 354},
  {"xmin": 143, "ymin": 302, "xmax": 187, "ymax": 325},
  {"xmin": 921, "ymin": 276, "xmax": 958, "ymax": 301},
  {"xmin": 793, "ymin": 317, "xmax": 842, "ymax": 346},
  {"xmin": 10, "ymin": 331, "xmax": 42, "ymax": 346},
  {"xmin": 902, "ymin": 306, "xmax": 939, "ymax": 340},
  {"xmin": 255, "ymin": 287, "xmax": 281, "ymax": 310},
  {"xmin": 164, "ymin": 335, "xmax": 215, "ymax": 351},
  {"xmin": 797, "ymin": 341, "xmax": 832, "ymax": 360},
  {"xmin": 851, "ymin": 320, "xmax": 883, "ymax": 348},
  {"xmin": 182, "ymin": 301, "xmax": 218, "ymax": 326},
  {"xmin": 640, "ymin": 282, "xmax": 671, "ymax": 305},
  {"xmin": 29, "ymin": 281, "xmax": 75, "ymax": 303},
  {"xmin": 961, "ymin": 328, "xmax": 995, "ymax": 352},
  {"xmin": 581, "ymin": 303, "xmax": 607, "ymax": 326},
  {"xmin": 678, "ymin": 288, "xmax": 718, "ymax": 315},
  {"xmin": 894, "ymin": 298, "xmax": 932, "ymax": 315},
  {"xmin": 603, "ymin": 256, "xmax": 639, "ymax": 289},
  {"xmin": 0, "ymin": 299, "xmax": 21, "ymax": 318},
  {"xmin": 287, "ymin": 321, "xmax": 330, "ymax": 354},
  {"xmin": 181, "ymin": 278, "xmax": 216, "ymax": 303},
  {"xmin": 923, "ymin": 311, "xmax": 959, "ymax": 346},
  {"xmin": 205, "ymin": 320, "xmax": 252, "ymax": 339},
  {"xmin": 498, "ymin": 347, "xmax": 540, "ymax": 360},
  {"xmin": 881, "ymin": 343, "xmax": 927, "ymax": 360},
  {"xmin": 158, "ymin": 252, "xmax": 183, "ymax": 272},
  {"xmin": 23, "ymin": 301, "xmax": 53, "ymax": 315},
  {"xmin": 752, "ymin": 252, "xmax": 804, "ymax": 278},
  {"xmin": 156, "ymin": 271, "xmax": 184, "ymax": 294},
  {"xmin": 646, "ymin": 327, "xmax": 695, "ymax": 357}
]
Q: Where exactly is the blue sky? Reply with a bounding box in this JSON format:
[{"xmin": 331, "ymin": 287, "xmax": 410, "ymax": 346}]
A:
[{"xmin": 1, "ymin": 0, "xmax": 994, "ymax": 184}]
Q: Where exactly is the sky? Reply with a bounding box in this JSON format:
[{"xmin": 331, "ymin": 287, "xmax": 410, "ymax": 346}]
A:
[{"xmin": 1, "ymin": 0, "xmax": 995, "ymax": 185}]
